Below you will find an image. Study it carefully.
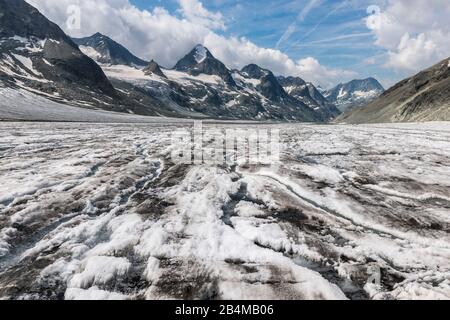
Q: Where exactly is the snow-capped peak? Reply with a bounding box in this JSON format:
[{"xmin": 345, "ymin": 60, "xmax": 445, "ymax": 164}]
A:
[{"xmin": 194, "ymin": 45, "xmax": 207, "ymax": 64}]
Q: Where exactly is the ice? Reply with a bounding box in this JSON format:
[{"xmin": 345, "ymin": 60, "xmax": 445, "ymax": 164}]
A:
[
  {"xmin": 0, "ymin": 122, "xmax": 449, "ymax": 300},
  {"xmin": 65, "ymin": 287, "xmax": 128, "ymax": 300},
  {"xmin": 68, "ymin": 256, "xmax": 131, "ymax": 289}
]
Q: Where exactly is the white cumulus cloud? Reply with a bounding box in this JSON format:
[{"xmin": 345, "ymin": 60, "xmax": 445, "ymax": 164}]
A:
[
  {"xmin": 27, "ymin": 0, "xmax": 355, "ymax": 88},
  {"xmin": 367, "ymin": 0, "xmax": 450, "ymax": 73},
  {"xmin": 178, "ymin": 0, "xmax": 225, "ymax": 30}
]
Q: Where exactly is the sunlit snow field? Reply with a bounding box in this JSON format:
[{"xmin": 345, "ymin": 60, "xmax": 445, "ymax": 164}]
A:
[{"xmin": 0, "ymin": 121, "xmax": 449, "ymax": 300}]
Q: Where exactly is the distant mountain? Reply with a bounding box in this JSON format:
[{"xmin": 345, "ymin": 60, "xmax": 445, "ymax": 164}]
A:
[
  {"xmin": 143, "ymin": 60, "xmax": 167, "ymax": 78},
  {"xmin": 324, "ymin": 78, "xmax": 384, "ymax": 112},
  {"xmin": 278, "ymin": 76, "xmax": 340, "ymax": 120},
  {"xmin": 339, "ymin": 57, "xmax": 450, "ymax": 123},
  {"xmin": 174, "ymin": 44, "xmax": 236, "ymax": 87},
  {"xmin": 94, "ymin": 45, "xmax": 327, "ymax": 121},
  {"xmin": 240, "ymin": 64, "xmax": 288, "ymax": 102},
  {"xmin": 72, "ymin": 33, "xmax": 148, "ymax": 67}
]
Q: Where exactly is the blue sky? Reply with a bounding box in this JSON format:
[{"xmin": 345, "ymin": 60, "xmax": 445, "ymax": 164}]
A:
[
  {"xmin": 31, "ymin": 0, "xmax": 450, "ymax": 89},
  {"xmin": 129, "ymin": 0, "xmax": 394, "ymax": 86}
]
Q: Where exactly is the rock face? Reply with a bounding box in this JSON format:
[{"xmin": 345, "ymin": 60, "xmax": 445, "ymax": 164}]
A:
[
  {"xmin": 278, "ymin": 76, "xmax": 341, "ymax": 121},
  {"xmin": 324, "ymin": 78, "xmax": 384, "ymax": 112},
  {"xmin": 0, "ymin": 0, "xmax": 115, "ymax": 96},
  {"xmin": 72, "ymin": 33, "xmax": 149, "ymax": 67},
  {"xmin": 174, "ymin": 45, "xmax": 236, "ymax": 87},
  {"xmin": 241, "ymin": 64, "xmax": 287, "ymax": 102},
  {"xmin": 339, "ymin": 57, "xmax": 450, "ymax": 123},
  {"xmin": 0, "ymin": 0, "xmax": 68, "ymax": 40},
  {"xmin": 143, "ymin": 60, "xmax": 166, "ymax": 78}
]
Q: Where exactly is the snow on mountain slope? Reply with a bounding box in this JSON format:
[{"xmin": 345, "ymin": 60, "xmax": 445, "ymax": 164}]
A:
[
  {"xmin": 0, "ymin": 86, "xmax": 190, "ymax": 122},
  {"xmin": 278, "ymin": 76, "xmax": 341, "ymax": 120},
  {"xmin": 72, "ymin": 33, "xmax": 148, "ymax": 67},
  {"xmin": 0, "ymin": 1, "xmax": 341, "ymax": 122},
  {"xmin": 174, "ymin": 44, "xmax": 236, "ymax": 87},
  {"xmin": 78, "ymin": 45, "xmax": 102, "ymax": 61},
  {"xmin": 339, "ymin": 57, "xmax": 450, "ymax": 123},
  {"xmin": 231, "ymin": 71, "xmax": 261, "ymax": 88},
  {"xmin": 324, "ymin": 78, "xmax": 384, "ymax": 112},
  {"xmin": 0, "ymin": 1, "xmax": 194, "ymax": 119},
  {"xmin": 98, "ymin": 48, "xmax": 323, "ymax": 122},
  {"xmin": 0, "ymin": 122, "xmax": 449, "ymax": 300},
  {"xmin": 193, "ymin": 45, "xmax": 207, "ymax": 64}
]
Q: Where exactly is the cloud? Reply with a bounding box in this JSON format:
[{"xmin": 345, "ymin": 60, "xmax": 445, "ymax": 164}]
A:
[
  {"xmin": 178, "ymin": 0, "xmax": 225, "ymax": 30},
  {"xmin": 366, "ymin": 0, "xmax": 450, "ymax": 72},
  {"xmin": 27, "ymin": 0, "xmax": 355, "ymax": 87}
]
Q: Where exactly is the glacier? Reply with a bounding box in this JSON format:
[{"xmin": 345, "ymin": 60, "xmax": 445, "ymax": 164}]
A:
[{"xmin": 0, "ymin": 121, "xmax": 449, "ymax": 300}]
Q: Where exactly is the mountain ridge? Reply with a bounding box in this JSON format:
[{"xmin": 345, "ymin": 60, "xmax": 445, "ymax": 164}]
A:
[
  {"xmin": 324, "ymin": 77, "xmax": 384, "ymax": 112},
  {"xmin": 174, "ymin": 44, "xmax": 236, "ymax": 87},
  {"xmin": 72, "ymin": 33, "xmax": 149, "ymax": 67},
  {"xmin": 0, "ymin": 0, "xmax": 115, "ymax": 96},
  {"xmin": 338, "ymin": 57, "xmax": 450, "ymax": 123},
  {"xmin": 5, "ymin": 0, "xmax": 442, "ymax": 123}
]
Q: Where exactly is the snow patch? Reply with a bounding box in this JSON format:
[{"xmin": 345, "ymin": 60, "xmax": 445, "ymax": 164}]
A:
[
  {"xmin": 68, "ymin": 256, "xmax": 131, "ymax": 289},
  {"xmin": 79, "ymin": 45, "xmax": 102, "ymax": 61},
  {"xmin": 11, "ymin": 53, "xmax": 42, "ymax": 76}
]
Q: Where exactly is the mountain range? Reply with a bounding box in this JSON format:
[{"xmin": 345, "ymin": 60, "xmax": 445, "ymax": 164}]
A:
[
  {"xmin": 72, "ymin": 34, "xmax": 339, "ymax": 122},
  {"xmin": 339, "ymin": 57, "xmax": 450, "ymax": 123},
  {"xmin": 1, "ymin": 0, "xmax": 448, "ymax": 123}
]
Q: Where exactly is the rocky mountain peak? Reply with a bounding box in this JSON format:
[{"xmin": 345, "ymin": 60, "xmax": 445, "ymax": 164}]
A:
[
  {"xmin": 324, "ymin": 77, "xmax": 385, "ymax": 112},
  {"xmin": 72, "ymin": 33, "xmax": 148, "ymax": 67},
  {"xmin": 174, "ymin": 45, "xmax": 236, "ymax": 87},
  {"xmin": 241, "ymin": 64, "xmax": 270, "ymax": 79},
  {"xmin": 143, "ymin": 60, "xmax": 166, "ymax": 78}
]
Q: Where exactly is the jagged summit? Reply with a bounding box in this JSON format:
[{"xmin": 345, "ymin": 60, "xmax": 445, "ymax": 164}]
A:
[
  {"xmin": 239, "ymin": 64, "xmax": 287, "ymax": 102},
  {"xmin": 174, "ymin": 45, "xmax": 236, "ymax": 87},
  {"xmin": 143, "ymin": 60, "xmax": 167, "ymax": 78},
  {"xmin": 278, "ymin": 76, "xmax": 340, "ymax": 120},
  {"xmin": 324, "ymin": 77, "xmax": 385, "ymax": 112},
  {"xmin": 72, "ymin": 33, "xmax": 148, "ymax": 67},
  {"xmin": 241, "ymin": 64, "xmax": 270, "ymax": 79}
]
